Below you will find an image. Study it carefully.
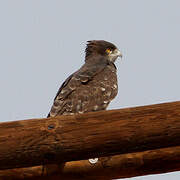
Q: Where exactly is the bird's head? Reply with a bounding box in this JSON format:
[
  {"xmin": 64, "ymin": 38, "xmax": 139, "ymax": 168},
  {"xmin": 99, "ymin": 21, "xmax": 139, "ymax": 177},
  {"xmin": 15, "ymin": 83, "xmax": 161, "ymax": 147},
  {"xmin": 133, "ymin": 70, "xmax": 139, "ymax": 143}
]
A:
[{"xmin": 85, "ymin": 40, "xmax": 122, "ymax": 63}]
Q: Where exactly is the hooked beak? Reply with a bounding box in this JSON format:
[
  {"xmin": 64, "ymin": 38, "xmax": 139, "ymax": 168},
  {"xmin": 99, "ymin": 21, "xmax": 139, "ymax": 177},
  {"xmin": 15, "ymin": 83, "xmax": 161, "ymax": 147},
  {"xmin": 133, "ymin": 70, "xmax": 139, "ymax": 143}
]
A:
[
  {"xmin": 108, "ymin": 48, "xmax": 123, "ymax": 63},
  {"xmin": 114, "ymin": 49, "xmax": 123, "ymax": 58}
]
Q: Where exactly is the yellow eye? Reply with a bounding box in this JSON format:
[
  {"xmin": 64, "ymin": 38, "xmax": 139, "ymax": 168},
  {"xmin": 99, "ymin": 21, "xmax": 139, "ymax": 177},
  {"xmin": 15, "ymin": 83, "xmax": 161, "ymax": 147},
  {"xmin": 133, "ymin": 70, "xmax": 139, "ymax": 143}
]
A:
[{"xmin": 106, "ymin": 48, "xmax": 112, "ymax": 54}]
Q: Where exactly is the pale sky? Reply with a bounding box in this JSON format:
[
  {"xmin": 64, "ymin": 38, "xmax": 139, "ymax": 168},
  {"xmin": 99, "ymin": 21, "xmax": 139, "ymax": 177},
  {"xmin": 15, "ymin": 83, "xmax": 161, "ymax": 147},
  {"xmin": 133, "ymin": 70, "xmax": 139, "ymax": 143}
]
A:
[{"xmin": 0, "ymin": 0, "xmax": 180, "ymax": 179}]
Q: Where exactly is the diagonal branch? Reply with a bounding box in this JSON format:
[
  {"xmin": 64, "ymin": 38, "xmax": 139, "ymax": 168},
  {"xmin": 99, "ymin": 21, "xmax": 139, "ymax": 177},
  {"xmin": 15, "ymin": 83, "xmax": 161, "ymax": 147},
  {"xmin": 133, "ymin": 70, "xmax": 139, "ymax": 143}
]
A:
[
  {"xmin": 1, "ymin": 146, "xmax": 180, "ymax": 180},
  {"xmin": 0, "ymin": 101, "xmax": 180, "ymax": 173}
]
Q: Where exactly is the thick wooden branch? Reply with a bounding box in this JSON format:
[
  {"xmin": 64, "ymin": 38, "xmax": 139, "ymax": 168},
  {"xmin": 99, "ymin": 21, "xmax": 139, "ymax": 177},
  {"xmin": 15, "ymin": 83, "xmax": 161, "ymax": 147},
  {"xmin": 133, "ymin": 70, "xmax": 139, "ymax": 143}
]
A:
[
  {"xmin": 0, "ymin": 101, "xmax": 180, "ymax": 171},
  {"xmin": 1, "ymin": 146, "xmax": 180, "ymax": 180}
]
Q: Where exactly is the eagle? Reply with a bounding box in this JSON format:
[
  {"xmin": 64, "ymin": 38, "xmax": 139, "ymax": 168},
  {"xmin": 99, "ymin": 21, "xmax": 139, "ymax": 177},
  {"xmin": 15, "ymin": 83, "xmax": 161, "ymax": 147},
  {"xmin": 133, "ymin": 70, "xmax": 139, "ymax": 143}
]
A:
[{"xmin": 48, "ymin": 40, "xmax": 122, "ymax": 118}]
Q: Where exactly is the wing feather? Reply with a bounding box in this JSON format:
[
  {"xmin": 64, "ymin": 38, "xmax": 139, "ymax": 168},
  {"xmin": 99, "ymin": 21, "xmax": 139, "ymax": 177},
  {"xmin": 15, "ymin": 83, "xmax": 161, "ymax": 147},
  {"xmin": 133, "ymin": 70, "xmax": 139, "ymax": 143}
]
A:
[{"xmin": 48, "ymin": 61, "xmax": 107, "ymax": 117}]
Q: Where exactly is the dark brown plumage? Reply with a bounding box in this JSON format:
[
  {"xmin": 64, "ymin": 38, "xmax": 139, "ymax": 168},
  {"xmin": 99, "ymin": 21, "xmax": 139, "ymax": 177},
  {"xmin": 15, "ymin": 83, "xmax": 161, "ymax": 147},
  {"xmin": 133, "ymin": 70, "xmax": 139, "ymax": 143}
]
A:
[{"xmin": 48, "ymin": 40, "xmax": 122, "ymax": 117}]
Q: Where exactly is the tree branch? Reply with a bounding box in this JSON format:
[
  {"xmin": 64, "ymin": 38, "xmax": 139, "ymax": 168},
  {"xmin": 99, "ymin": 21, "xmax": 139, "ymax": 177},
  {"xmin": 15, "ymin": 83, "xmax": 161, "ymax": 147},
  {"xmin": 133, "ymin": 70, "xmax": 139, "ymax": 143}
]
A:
[
  {"xmin": 0, "ymin": 101, "xmax": 180, "ymax": 173},
  {"xmin": 1, "ymin": 146, "xmax": 180, "ymax": 179}
]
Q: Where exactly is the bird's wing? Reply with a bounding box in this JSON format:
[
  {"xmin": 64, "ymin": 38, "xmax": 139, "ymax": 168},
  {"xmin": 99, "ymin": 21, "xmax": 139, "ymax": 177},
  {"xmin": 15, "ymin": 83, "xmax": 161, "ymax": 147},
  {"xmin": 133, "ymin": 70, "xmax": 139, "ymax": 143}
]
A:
[
  {"xmin": 48, "ymin": 61, "xmax": 107, "ymax": 117},
  {"xmin": 47, "ymin": 74, "xmax": 74, "ymax": 117},
  {"xmin": 54, "ymin": 74, "xmax": 74, "ymax": 101}
]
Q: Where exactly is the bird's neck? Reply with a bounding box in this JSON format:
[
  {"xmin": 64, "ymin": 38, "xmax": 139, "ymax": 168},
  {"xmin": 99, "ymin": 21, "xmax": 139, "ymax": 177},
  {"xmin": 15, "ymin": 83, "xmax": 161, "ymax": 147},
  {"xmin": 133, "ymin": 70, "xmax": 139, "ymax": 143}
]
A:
[{"xmin": 85, "ymin": 54, "xmax": 109, "ymax": 65}]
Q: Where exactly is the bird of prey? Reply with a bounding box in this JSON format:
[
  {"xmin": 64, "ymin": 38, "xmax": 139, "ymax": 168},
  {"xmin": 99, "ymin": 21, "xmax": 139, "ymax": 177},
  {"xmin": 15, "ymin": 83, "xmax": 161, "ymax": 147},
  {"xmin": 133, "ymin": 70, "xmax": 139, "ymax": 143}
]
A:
[{"xmin": 48, "ymin": 40, "xmax": 122, "ymax": 118}]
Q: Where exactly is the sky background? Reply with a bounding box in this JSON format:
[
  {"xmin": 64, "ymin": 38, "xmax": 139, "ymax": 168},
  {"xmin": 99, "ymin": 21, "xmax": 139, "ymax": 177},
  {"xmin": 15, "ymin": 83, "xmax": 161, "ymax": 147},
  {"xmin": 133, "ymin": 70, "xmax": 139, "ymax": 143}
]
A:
[{"xmin": 0, "ymin": 0, "xmax": 180, "ymax": 179}]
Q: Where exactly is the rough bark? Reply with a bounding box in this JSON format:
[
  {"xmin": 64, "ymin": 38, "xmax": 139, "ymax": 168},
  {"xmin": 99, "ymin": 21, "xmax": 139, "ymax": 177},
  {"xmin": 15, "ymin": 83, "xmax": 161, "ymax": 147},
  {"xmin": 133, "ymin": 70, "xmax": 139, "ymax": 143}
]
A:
[
  {"xmin": 0, "ymin": 101, "xmax": 180, "ymax": 170},
  {"xmin": 1, "ymin": 146, "xmax": 180, "ymax": 180}
]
